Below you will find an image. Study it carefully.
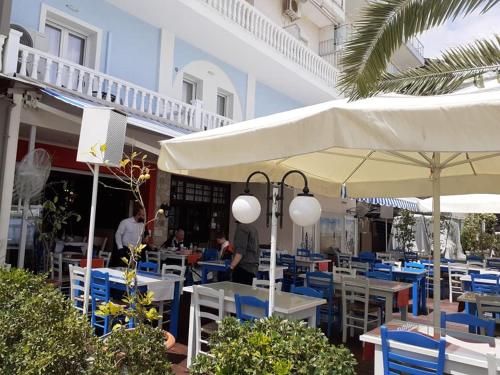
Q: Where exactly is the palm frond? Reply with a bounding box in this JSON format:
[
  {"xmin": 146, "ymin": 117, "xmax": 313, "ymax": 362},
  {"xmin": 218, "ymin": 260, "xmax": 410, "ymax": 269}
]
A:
[
  {"xmin": 339, "ymin": 0, "xmax": 500, "ymax": 100},
  {"xmin": 375, "ymin": 35, "xmax": 500, "ymax": 96}
]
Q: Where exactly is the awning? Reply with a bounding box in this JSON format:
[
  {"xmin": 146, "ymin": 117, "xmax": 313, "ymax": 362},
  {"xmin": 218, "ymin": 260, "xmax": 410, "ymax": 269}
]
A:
[
  {"xmin": 358, "ymin": 197, "xmax": 418, "ymax": 212},
  {"xmin": 41, "ymin": 87, "xmax": 192, "ymax": 138}
]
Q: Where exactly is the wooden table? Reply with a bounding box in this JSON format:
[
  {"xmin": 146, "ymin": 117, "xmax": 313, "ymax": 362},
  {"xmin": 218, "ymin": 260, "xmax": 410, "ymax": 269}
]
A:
[
  {"xmin": 360, "ymin": 319, "xmax": 499, "ymax": 375},
  {"xmin": 302, "ymin": 273, "xmax": 412, "ymax": 322},
  {"xmin": 184, "ymin": 281, "xmax": 326, "ymax": 367},
  {"xmin": 389, "ymin": 267, "xmax": 428, "ymax": 316}
]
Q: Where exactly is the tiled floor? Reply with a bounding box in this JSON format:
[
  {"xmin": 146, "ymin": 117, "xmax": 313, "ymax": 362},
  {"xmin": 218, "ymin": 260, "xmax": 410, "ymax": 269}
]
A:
[{"xmin": 166, "ymin": 295, "xmax": 462, "ymax": 374}]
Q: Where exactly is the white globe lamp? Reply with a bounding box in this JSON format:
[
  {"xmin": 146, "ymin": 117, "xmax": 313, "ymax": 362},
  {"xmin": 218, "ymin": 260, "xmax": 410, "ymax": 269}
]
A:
[
  {"xmin": 232, "ymin": 194, "xmax": 261, "ymax": 224},
  {"xmin": 289, "ymin": 194, "xmax": 322, "ymax": 227}
]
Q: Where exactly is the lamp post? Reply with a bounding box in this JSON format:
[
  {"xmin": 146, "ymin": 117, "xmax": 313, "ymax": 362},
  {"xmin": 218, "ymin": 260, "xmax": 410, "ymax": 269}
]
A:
[{"xmin": 232, "ymin": 170, "xmax": 321, "ymax": 315}]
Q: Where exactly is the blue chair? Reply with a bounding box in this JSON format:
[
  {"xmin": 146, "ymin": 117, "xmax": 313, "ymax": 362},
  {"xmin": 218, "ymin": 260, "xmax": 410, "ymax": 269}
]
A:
[
  {"xmin": 279, "ymin": 254, "xmax": 298, "ymax": 290},
  {"xmin": 405, "ymin": 261, "xmax": 425, "ymax": 270},
  {"xmin": 309, "ymin": 253, "xmax": 325, "ymax": 261},
  {"xmin": 305, "ymin": 271, "xmax": 335, "ymax": 336},
  {"xmin": 261, "ymin": 250, "xmax": 271, "ymax": 258},
  {"xmin": 381, "ymin": 326, "xmax": 446, "ymax": 375},
  {"xmin": 467, "ymin": 255, "xmax": 483, "ymax": 262},
  {"xmin": 471, "ymin": 273, "xmax": 500, "ymax": 294},
  {"xmin": 203, "ymin": 248, "xmax": 219, "ymax": 261},
  {"xmin": 486, "ymin": 258, "xmax": 500, "ymax": 270},
  {"xmin": 291, "ymin": 285, "xmax": 322, "ymax": 327},
  {"xmin": 359, "ymin": 251, "xmax": 376, "ymax": 261},
  {"xmin": 91, "ymin": 270, "xmax": 111, "ymax": 335},
  {"xmin": 374, "ymin": 263, "xmax": 393, "ymax": 279},
  {"xmin": 138, "ymin": 261, "xmax": 159, "ymax": 274},
  {"xmin": 440, "ymin": 312, "xmax": 495, "ymax": 336},
  {"xmin": 366, "ymin": 271, "xmax": 392, "ymax": 281},
  {"xmin": 234, "ymin": 294, "xmax": 269, "ymax": 321},
  {"xmin": 297, "ymin": 248, "xmax": 311, "ymax": 257}
]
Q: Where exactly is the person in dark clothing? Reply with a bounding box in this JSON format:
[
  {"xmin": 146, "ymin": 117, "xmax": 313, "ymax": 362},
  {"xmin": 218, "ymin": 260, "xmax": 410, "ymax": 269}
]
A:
[
  {"xmin": 163, "ymin": 229, "xmax": 186, "ymax": 249},
  {"xmin": 230, "ymin": 223, "xmax": 260, "ymax": 285}
]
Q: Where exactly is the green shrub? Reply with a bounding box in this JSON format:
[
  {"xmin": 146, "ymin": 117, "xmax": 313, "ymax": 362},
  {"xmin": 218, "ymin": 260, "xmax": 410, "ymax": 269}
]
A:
[{"xmin": 190, "ymin": 316, "xmax": 357, "ymax": 375}]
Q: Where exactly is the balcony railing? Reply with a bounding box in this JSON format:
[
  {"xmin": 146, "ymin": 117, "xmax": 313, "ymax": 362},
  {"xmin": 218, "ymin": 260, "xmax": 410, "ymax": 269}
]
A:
[
  {"xmin": 1, "ymin": 29, "xmax": 232, "ymax": 132},
  {"xmin": 200, "ymin": 0, "xmax": 338, "ymax": 88}
]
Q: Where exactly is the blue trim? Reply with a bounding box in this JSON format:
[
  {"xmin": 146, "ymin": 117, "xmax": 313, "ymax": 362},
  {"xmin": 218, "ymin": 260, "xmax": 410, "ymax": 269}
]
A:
[{"xmin": 358, "ymin": 197, "xmax": 418, "ymax": 212}]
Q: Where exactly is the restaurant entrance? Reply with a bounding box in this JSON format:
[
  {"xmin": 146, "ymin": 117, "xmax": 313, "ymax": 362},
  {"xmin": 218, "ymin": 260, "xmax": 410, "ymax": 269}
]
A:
[{"xmin": 168, "ymin": 175, "xmax": 230, "ymax": 248}]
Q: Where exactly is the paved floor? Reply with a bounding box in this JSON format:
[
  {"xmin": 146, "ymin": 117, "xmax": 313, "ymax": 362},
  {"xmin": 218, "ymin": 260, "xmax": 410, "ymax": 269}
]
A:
[{"xmin": 166, "ymin": 294, "xmax": 461, "ymax": 374}]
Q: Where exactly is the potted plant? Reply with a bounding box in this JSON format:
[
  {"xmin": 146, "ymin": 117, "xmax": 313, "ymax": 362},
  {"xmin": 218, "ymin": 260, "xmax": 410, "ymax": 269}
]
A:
[
  {"xmin": 190, "ymin": 316, "xmax": 357, "ymax": 375},
  {"xmin": 393, "ymin": 209, "xmax": 416, "ymax": 259},
  {"xmin": 461, "ymin": 213, "xmax": 499, "ymax": 258}
]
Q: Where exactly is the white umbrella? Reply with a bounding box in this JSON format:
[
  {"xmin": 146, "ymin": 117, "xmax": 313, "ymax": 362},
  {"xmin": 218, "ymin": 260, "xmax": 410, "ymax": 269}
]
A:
[
  {"xmin": 418, "ymin": 194, "xmax": 500, "ymax": 214},
  {"xmin": 158, "ymin": 82, "xmax": 500, "ymax": 328}
]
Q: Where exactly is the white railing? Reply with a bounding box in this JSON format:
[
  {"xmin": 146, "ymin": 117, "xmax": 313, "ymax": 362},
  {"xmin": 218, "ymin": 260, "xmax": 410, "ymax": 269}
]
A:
[
  {"xmin": 200, "ymin": 0, "xmax": 338, "ymax": 88},
  {"xmin": 2, "ymin": 31, "xmax": 232, "ymax": 132}
]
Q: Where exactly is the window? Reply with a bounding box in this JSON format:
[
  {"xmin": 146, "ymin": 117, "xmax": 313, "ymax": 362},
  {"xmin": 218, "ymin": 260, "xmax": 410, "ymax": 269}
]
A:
[
  {"xmin": 216, "ymin": 88, "xmax": 233, "ymax": 118},
  {"xmin": 45, "ymin": 22, "xmax": 86, "ymax": 65},
  {"xmin": 182, "ymin": 79, "xmax": 197, "ymax": 104}
]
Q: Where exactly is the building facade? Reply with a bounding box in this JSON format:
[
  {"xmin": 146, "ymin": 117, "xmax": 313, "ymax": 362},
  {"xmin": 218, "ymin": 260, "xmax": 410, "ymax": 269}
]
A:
[{"xmin": 0, "ymin": 0, "xmax": 424, "ymax": 264}]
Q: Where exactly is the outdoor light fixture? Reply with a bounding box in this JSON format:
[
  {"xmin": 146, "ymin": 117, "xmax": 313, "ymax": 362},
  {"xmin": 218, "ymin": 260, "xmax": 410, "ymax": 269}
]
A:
[{"xmin": 231, "ymin": 170, "xmax": 321, "ymax": 316}]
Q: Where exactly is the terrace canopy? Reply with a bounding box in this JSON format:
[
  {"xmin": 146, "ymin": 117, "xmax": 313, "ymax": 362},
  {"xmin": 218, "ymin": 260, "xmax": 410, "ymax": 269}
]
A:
[{"xmin": 158, "ymin": 81, "xmax": 500, "ymax": 327}]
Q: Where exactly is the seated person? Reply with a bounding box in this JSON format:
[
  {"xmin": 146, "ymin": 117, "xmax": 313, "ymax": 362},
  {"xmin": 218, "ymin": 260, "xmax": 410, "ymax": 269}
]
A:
[
  {"xmin": 216, "ymin": 232, "xmax": 234, "ymax": 260},
  {"xmin": 163, "ymin": 229, "xmax": 186, "ymax": 250}
]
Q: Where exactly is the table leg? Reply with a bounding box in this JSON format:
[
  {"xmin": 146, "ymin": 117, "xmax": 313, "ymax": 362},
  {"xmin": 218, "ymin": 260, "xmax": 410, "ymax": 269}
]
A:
[
  {"xmin": 309, "ymin": 308, "xmax": 317, "ymax": 327},
  {"xmin": 187, "ymin": 294, "xmax": 196, "ymax": 368},
  {"xmin": 385, "ymin": 293, "xmax": 394, "ymax": 322},
  {"xmin": 412, "ymin": 280, "xmax": 418, "ymax": 316},
  {"xmin": 374, "ymin": 344, "xmax": 384, "ymax": 375},
  {"xmin": 420, "ymin": 277, "xmax": 427, "ymax": 314},
  {"xmin": 169, "ymin": 282, "xmax": 180, "ymax": 338},
  {"xmin": 201, "ymin": 266, "xmax": 207, "ymax": 284}
]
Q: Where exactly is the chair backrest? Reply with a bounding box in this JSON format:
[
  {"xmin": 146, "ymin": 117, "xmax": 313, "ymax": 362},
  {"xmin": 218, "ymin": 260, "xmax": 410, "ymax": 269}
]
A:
[
  {"xmin": 279, "ymin": 254, "xmax": 296, "ymax": 271},
  {"xmin": 203, "ymin": 248, "xmax": 219, "ymax": 261},
  {"xmin": 162, "ymin": 264, "xmax": 186, "ymax": 278},
  {"xmin": 309, "ymin": 253, "xmax": 325, "ymax": 260},
  {"xmin": 332, "ymin": 266, "xmax": 356, "ymax": 276},
  {"xmin": 146, "ymin": 250, "xmax": 161, "ymax": 270},
  {"xmin": 291, "ymin": 285, "xmax": 323, "ymax": 299},
  {"xmin": 471, "ymin": 273, "xmax": 500, "ymax": 294},
  {"xmin": 252, "ymin": 278, "xmax": 282, "ymax": 291},
  {"xmin": 336, "ymin": 253, "xmax": 351, "ymax": 268},
  {"xmin": 234, "ymin": 294, "xmax": 269, "ymax": 321},
  {"xmin": 381, "ymin": 326, "xmax": 446, "ymax": 375},
  {"xmin": 341, "ymin": 277, "xmax": 370, "ymax": 323},
  {"xmin": 261, "ymin": 250, "xmax": 271, "ymax": 258},
  {"xmin": 138, "ymin": 261, "xmax": 159, "ymax": 274},
  {"xmin": 68, "ymin": 264, "xmax": 86, "ymax": 312},
  {"xmin": 90, "ymin": 270, "xmax": 110, "ymax": 304},
  {"xmin": 467, "ymin": 261, "xmax": 485, "ymax": 268},
  {"xmin": 359, "ymin": 251, "xmax": 376, "ymax": 261},
  {"xmin": 486, "ymin": 258, "xmax": 500, "ymax": 270},
  {"xmin": 476, "ymin": 294, "xmax": 500, "ymax": 324},
  {"xmin": 351, "ymin": 261, "xmax": 370, "ymax": 274},
  {"xmin": 440, "ymin": 312, "xmax": 495, "ymax": 337},
  {"xmin": 405, "ymin": 261, "xmax": 425, "ymax": 270},
  {"xmin": 50, "ymin": 252, "xmax": 63, "ymax": 286},
  {"xmin": 467, "ymin": 255, "xmax": 483, "ymax": 262},
  {"xmin": 98, "ymin": 251, "xmax": 111, "ymax": 267},
  {"xmin": 93, "ymin": 236, "xmax": 108, "ymax": 252},
  {"xmin": 305, "ymin": 271, "xmax": 334, "ymax": 299},
  {"xmin": 193, "ymin": 285, "xmax": 225, "ymax": 356},
  {"xmin": 366, "ymin": 271, "xmax": 392, "ymax": 281},
  {"xmin": 297, "ymin": 248, "xmax": 310, "ymax": 257}
]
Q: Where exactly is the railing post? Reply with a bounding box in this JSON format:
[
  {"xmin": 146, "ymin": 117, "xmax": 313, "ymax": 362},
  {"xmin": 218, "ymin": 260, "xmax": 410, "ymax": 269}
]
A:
[
  {"xmin": 192, "ymin": 99, "xmax": 203, "ymax": 130},
  {"xmin": 2, "ymin": 28, "xmax": 22, "ymax": 74}
]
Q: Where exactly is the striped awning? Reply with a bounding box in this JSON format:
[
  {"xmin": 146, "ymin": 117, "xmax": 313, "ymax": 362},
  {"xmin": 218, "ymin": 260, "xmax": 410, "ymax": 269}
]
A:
[{"xmin": 358, "ymin": 197, "xmax": 418, "ymax": 212}]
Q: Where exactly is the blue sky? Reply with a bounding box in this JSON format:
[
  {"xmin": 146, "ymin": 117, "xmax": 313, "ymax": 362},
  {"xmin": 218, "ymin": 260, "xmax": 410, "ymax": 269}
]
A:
[{"xmin": 419, "ymin": 6, "xmax": 500, "ymax": 58}]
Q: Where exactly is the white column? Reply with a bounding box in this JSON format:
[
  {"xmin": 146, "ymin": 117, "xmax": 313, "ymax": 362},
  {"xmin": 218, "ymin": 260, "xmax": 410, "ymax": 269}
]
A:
[
  {"xmin": 268, "ymin": 185, "xmax": 278, "ymax": 316},
  {"xmin": 0, "ymin": 92, "xmax": 22, "ymax": 265},
  {"xmin": 2, "ymin": 29, "xmax": 22, "ymax": 74},
  {"xmin": 83, "ymin": 164, "xmax": 100, "ymax": 315},
  {"xmin": 158, "ymin": 29, "xmax": 175, "ymax": 96},
  {"xmin": 432, "ymin": 153, "xmax": 441, "ymax": 329},
  {"xmin": 245, "ymin": 74, "xmax": 256, "ymax": 120},
  {"xmin": 17, "ymin": 125, "xmax": 36, "ymax": 268}
]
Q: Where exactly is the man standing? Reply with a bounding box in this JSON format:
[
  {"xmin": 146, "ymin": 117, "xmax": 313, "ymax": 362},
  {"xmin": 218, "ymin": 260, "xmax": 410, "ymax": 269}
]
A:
[
  {"xmin": 230, "ymin": 223, "xmax": 260, "ymax": 285},
  {"xmin": 113, "ymin": 205, "xmax": 145, "ymax": 266}
]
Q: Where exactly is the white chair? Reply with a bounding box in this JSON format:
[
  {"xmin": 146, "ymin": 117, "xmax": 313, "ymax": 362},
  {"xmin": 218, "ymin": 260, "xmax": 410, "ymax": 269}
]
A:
[
  {"xmin": 448, "ymin": 263, "xmax": 468, "ymax": 303},
  {"xmin": 467, "ymin": 260, "xmax": 485, "ymax": 268},
  {"xmin": 350, "ymin": 261, "xmax": 370, "ymax": 275},
  {"xmin": 252, "ymin": 278, "xmax": 282, "ymax": 291},
  {"xmin": 476, "ymin": 295, "xmax": 500, "ymax": 326},
  {"xmin": 193, "ymin": 285, "xmax": 225, "ymax": 358},
  {"xmin": 337, "ymin": 253, "xmax": 351, "ymax": 268},
  {"xmin": 50, "ymin": 252, "xmax": 69, "ymax": 291},
  {"xmin": 98, "ymin": 251, "xmax": 111, "ymax": 267},
  {"xmin": 162, "ymin": 264, "xmax": 186, "ymax": 290},
  {"xmin": 341, "ymin": 276, "xmax": 381, "ymax": 343},
  {"xmin": 332, "ymin": 266, "xmax": 356, "ymax": 276},
  {"xmin": 68, "ymin": 264, "xmax": 88, "ymax": 314},
  {"xmin": 146, "ymin": 250, "xmax": 161, "ymax": 274},
  {"xmin": 94, "ymin": 236, "xmax": 108, "ymax": 253},
  {"xmin": 153, "ymin": 264, "xmax": 187, "ymax": 329}
]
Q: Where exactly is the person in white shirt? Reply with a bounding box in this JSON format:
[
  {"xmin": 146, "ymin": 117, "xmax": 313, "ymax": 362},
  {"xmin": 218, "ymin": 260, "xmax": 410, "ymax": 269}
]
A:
[{"xmin": 112, "ymin": 206, "xmax": 145, "ymax": 266}]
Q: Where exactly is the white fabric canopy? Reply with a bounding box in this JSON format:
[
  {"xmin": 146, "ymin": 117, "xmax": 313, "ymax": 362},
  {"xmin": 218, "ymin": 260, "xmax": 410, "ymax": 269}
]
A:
[
  {"xmin": 418, "ymin": 194, "xmax": 500, "ymax": 213},
  {"xmin": 158, "ymin": 80, "xmax": 500, "ymax": 328}
]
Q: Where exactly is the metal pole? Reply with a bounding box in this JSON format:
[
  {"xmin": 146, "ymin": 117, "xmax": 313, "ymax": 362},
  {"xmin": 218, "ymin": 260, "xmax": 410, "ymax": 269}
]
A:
[
  {"xmin": 385, "ymin": 219, "xmax": 388, "ymax": 252},
  {"xmin": 18, "ymin": 125, "xmax": 36, "ymax": 268},
  {"xmin": 268, "ymin": 185, "xmax": 279, "ymax": 316},
  {"xmin": 83, "ymin": 164, "xmax": 99, "ymax": 315},
  {"xmin": 432, "ymin": 153, "xmax": 441, "ymax": 329}
]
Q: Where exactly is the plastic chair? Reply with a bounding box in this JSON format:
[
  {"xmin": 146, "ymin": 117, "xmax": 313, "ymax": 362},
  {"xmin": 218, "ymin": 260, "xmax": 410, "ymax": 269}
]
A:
[
  {"xmin": 306, "ymin": 271, "xmax": 335, "ymax": 337},
  {"xmin": 448, "ymin": 263, "xmax": 468, "ymax": 302},
  {"xmin": 471, "ymin": 273, "xmax": 500, "ymax": 294},
  {"xmin": 90, "ymin": 270, "xmax": 111, "ymax": 335},
  {"xmin": 203, "ymin": 248, "xmax": 219, "ymax": 261},
  {"xmin": 234, "ymin": 294, "xmax": 269, "ymax": 321},
  {"xmin": 252, "ymin": 278, "xmax": 282, "ymax": 291},
  {"xmin": 138, "ymin": 261, "xmax": 159, "ymax": 274},
  {"xmin": 440, "ymin": 312, "xmax": 495, "ymax": 336},
  {"xmin": 381, "ymin": 325, "xmax": 446, "ymax": 375},
  {"xmin": 193, "ymin": 285, "xmax": 225, "ymax": 357},
  {"xmin": 297, "ymin": 248, "xmax": 311, "ymax": 257},
  {"xmin": 291, "ymin": 285, "xmax": 323, "ymax": 327}
]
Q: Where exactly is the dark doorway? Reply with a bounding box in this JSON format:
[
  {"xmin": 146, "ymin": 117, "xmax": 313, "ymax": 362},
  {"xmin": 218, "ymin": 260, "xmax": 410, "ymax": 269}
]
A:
[{"xmin": 168, "ymin": 176, "xmax": 230, "ymax": 247}]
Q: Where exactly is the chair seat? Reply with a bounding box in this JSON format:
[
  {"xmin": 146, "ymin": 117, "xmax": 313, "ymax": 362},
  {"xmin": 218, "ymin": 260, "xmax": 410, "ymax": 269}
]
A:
[
  {"xmin": 200, "ymin": 320, "xmax": 219, "ymax": 334},
  {"xmin": 347, "ymin": 301, "xmax": 381, "ymax": 314}
]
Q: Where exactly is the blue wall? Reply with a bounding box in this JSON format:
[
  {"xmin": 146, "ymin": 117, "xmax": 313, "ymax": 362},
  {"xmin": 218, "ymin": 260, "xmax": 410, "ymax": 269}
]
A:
[
  {"xmin": 254, "ymin": 82, "xmax": 304, "ymax": 117},
  {"xmin": 173, "ymin": 37, "xmax": 248, "ymax": 115},
  {"xmin": 11, "ymin": 0, "xmax": 160, "ymax": 91}
]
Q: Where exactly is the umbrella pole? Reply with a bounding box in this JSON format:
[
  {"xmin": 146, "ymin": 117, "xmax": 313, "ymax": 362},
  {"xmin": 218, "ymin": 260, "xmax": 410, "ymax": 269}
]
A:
[
  {"xmin": 432, "ymin": 153, "xmax": 441, "ymax": 329},
  {"xmin": 268, "ymin": 185, "xmax": 279, "ymax": 316},
  {"xmin": 83, "ymin": 164, "xmax": 99, "ymax": 315}
]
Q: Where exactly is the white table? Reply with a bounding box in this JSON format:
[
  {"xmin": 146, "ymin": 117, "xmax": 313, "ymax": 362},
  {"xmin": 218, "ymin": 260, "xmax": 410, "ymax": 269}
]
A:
[
  {"xmin": 260, "ymin": 257, "xmax": 331, "ymax": 272},
  {"xmin": 159, "ymin": 250, "xmax": 190, "ymax": 268},
  {"xmin": 184, "ymin": 281, "xmax": 326, "ymax": 367},
  {"xmin": 360, "ymin": 319, "xmax": 499, "ymax": 375}
]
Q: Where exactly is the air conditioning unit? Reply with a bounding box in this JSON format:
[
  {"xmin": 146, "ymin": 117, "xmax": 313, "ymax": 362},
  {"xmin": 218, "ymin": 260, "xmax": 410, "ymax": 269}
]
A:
[
  {"xmin": 283, "ymin": 0, "xmax": 300, "ymax": 21},
  {"xmin": 10, "ymin": 24, "xmax": 49, "ymax": 52}
]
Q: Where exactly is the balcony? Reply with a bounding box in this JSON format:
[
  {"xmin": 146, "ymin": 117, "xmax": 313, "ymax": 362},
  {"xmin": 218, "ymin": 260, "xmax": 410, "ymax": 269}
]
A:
[{"xmin": 0, "ymin": 29, "xmax": 232, "ymax": 133}]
